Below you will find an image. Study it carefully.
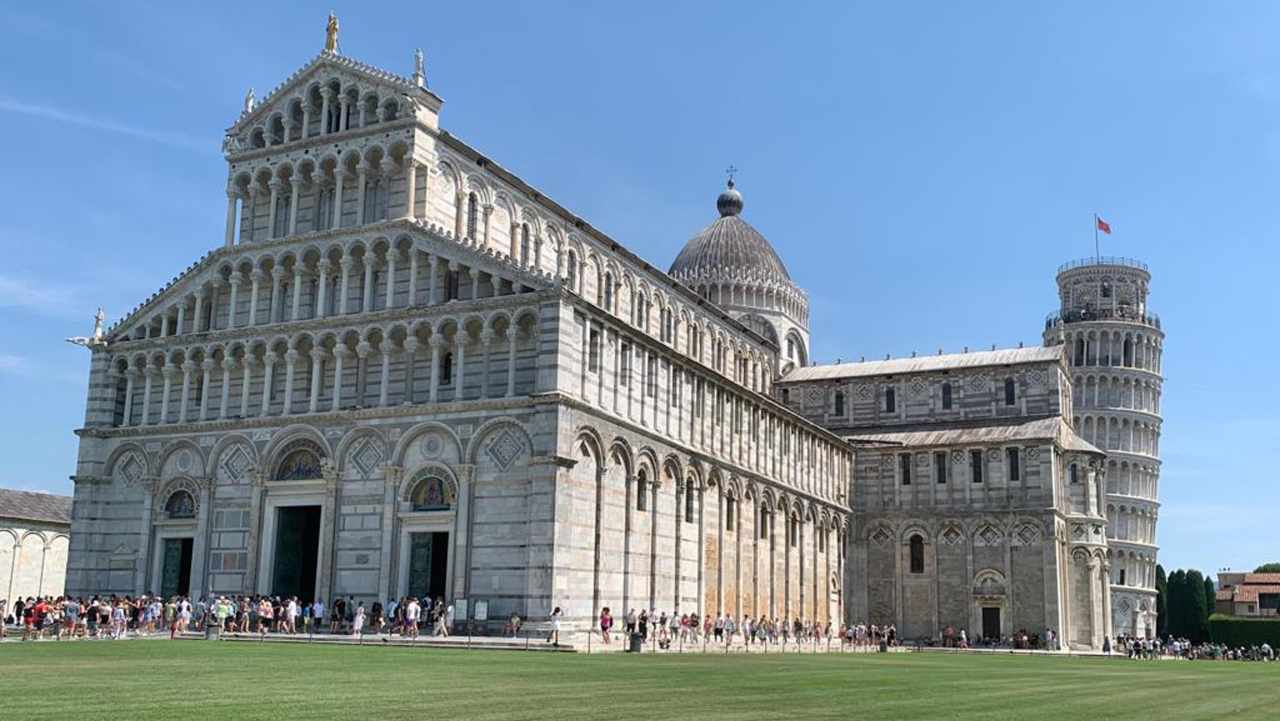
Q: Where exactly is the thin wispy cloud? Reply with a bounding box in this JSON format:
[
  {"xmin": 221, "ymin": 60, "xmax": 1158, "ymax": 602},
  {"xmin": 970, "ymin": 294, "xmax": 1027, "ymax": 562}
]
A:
[
  {"xmin": 0, "ymin": 97, "xmax": 210, "ymax": 153},
  {"xmin": 0, "ymin": 273, "xmax": 79, "ymax": 315},
  {"xmin": 0, "ymin": 353, "xmax": 85, "ymax": 386}
]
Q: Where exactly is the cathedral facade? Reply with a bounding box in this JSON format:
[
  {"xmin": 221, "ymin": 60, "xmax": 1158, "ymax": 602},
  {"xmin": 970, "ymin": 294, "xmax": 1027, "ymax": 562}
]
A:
[{"xmin": 66, "ymin": 26, "xmax": 1159, "ymax": 649}]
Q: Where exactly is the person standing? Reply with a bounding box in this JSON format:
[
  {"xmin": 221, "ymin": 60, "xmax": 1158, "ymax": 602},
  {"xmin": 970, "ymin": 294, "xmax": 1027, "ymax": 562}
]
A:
[
  {"xmin": 352, "ymin": 602, "xmax": 366, "ymax": 639},
  {"xmin": 548, "ymin": 606, "xmax": 562, "ymax": 647},
  {"xmin": 599, "ymin": 607, "xmax": 613, "ymax": 644}
]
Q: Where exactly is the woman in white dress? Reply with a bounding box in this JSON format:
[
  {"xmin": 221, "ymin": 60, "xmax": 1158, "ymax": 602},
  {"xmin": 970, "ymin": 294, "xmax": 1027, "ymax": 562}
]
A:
[
  {"xmin": 548, "ymin": 606, "xmax": 562, "ymax": 646},
  {"xmin": 352, "ymin": 603, "xmax": 366, "ymax": 639}
]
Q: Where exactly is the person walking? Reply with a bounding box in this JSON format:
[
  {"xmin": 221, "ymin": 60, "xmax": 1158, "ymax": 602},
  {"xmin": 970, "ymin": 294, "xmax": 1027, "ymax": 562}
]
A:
[
  {"xmin": 352, "ymin": 602, "xmax": 366, "ymax": 640},
  {"xmin": 599, "ymin": 607, "xmax": 613, "ymax": 644}
]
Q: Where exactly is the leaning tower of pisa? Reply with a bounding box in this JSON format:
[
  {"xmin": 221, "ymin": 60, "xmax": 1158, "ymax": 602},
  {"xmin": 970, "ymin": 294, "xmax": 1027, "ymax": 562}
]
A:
[{"xmin": 1044, "ymin": 257, "xmax": 1164, "ymax": 638}]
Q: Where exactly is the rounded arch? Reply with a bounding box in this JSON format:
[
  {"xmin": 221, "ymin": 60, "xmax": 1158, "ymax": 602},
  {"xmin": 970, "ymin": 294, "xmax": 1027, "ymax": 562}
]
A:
[
  {"xmin": 158, "ymin": 439, "xmax": 206, "ymax": 480},
  {"xmin": 398, "ymin": 462, "xmax": 462, "ymax": 506},
  {"xmin": 392, "ymin": 420, "xmax": 465, "ymax": 467},
  {"xmin": 262, "ymin": 424, "xmax": 332, "ymax": 467},
  {"xmin": 465, "ymin": 417, "xmax": 534, "ymax": 466},
  {"xmin": 335, "ymin": 426, "xmax": 390, "ymax": 474}
]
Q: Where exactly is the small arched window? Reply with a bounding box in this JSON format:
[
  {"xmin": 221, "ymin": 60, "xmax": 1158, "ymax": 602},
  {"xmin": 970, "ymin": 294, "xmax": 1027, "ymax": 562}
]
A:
[
  {"xmin": 603, "ymin": 273, "xmax": 613, "ymax": 312},
  {"xmin": 636, "ymin": 470, "xmax": 648, "ymax": 512},
  {"xmin": 724, "ymin": 494, "xmax": 736, "ymax": 531},
  {"xmin": 909, "ymin": 534, "xmax": 925, "ymax": 574},
  {"xmin": 466, "ymin": 192, "xmax": 478, "ymax": 239},
  {"xmin": 759, "ymin": 506, "xmax": 769, "ymax": 539},
  {"xmin": 684, "ymin": 480, "xmax": 695, "ymax": 523},
  {"xmin": 165, "ymin": 490, "xmax": 196, "ymax": 519},
  {"xmin": 410, "ymin": 476, "xmax": 456, "ymax": 512},
  {"xmin": 520, "ymin": 223, "xmax": 531, "ymax": 267},
  {"xmin": 566, "ymin": 251, "xmax": 578, "ymax": 290},
  {"xmin": 275, "ymin": 444, "xmax": 323, "ymax": 481},
  {"xmin": 1074, "ymin": 337, "xmax": 1086, "ymax": 366},
  {"xmin": 941, "ymin": 382, "xmax": 953, "ymax": 410}
]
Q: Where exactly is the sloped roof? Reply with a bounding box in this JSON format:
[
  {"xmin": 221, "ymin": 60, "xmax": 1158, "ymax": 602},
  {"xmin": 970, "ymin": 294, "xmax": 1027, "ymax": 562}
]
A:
[
  {"xmin": 0, "ymin": 488, "xmax": 72, "ymax": 525},
  {"xmin": 668, "ymin": 184, "xmax": 795, "ymax": 289},
  {"xmin": 781, "ymin": 346, "xmax": 1063, "ymax": 382},
  {"xmin": 843, "ymin": 416, "xmax": 1102, "ymax": 454}
]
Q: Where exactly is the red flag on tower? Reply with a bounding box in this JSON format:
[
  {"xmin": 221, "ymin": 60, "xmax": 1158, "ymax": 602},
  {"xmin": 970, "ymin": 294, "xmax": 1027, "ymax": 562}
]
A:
[{"xmin": 1096, "ymin": 216, "xmax": 1112, "ymax": 235}]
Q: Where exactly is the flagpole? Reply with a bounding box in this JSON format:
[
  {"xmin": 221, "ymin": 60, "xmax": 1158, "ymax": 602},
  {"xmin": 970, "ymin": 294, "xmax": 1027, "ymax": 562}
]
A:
[{"xmin": 1094, "ymin": 213, "xmax": 1100, "ymax": 262}]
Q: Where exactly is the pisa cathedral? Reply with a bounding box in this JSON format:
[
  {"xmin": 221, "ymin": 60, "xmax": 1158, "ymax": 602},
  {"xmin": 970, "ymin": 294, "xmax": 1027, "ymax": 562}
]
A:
[{"xmin": 65, "ymin": 24, "xmax": 1162, "ymax": 649}]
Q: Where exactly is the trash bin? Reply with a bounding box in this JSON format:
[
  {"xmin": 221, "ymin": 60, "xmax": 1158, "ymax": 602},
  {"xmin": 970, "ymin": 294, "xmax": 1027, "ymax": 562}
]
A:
[
  {"xmin": 629, "ymin": 632, "xmax": 643, "ymax": 653},
  {"xmin": 878, "ymin": 640, "xmax": 887, "ymax": 653},
  {"xmin": 204, "ymin": 618, "xmax": 216, "ymax": 640}
]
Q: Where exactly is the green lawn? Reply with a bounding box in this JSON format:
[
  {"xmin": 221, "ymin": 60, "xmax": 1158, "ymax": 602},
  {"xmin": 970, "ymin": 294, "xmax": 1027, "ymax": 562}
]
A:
[{"xmin": 0, "ymin": 640, "xmax": 1275, "ymax": 720}]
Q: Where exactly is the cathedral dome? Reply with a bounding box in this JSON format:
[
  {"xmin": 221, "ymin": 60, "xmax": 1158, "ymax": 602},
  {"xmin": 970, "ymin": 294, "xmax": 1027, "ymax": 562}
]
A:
[{"xmin": 668, "ymin": 181, "xmax": 793, "ymax": 287}]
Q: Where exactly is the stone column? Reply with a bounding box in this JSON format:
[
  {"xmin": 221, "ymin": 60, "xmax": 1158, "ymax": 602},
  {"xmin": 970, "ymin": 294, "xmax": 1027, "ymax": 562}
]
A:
[
  {"xmin": 377, "ymin": 466, "xmax": 401, "ymax": 598},
  {"xmin": 362, "ymin": 256, "xmax": 376, "ymax": 312},
  {"xmin": 403, "ymin": 161, "xmax": 417, "ymax": 219},
  {"xmin": 138, "ymin": 367, "xmax": 154, "ymax": 425},
  {"xmin": 224, "ymin": 190, "xmax": 239, "ymax": 247},
  {"xmin": 309, "ymin": 348, "xmax": 325, "ymax": 413},
  {"xmin": 379, "ymin": 159, "xmax": 395, "ymax": 223},
  {"xmin": 338, "ymin": 257, "xmax": 352, "ymax": 314},
  {"xmin": 428, "ymin": 335, "xmax": 444, "ymax": 403},
  {"xmin": 301, "ymin": 104, "xmax": 311, "ymax": 139},
  {"xmin": 159, "ymin": 366, "xmax": 175, "ymax": 423},
  {"xmin": 320, "ymin": 88, "xmax": 333, "ymax": 135},
  {"xmin": 214, "ymin": 358, "xmax": 231, "ymax": 419},
  {"xmin": 331, "ymin": 347, "xmax": 348, "ymax": 412},
  {"xmin": 193, "ymin": 289, "xmax": 206, "ymax": 333},
  {"xmin": 199, "ymin": 359, "xmax": 214, "ymax": 420},
  {"xmin": 470, "ymin": 268, "xmax": 481, "ymax": 300},
  {"xmin": 455, "ymin": 329, "xmax": 467, "ymax": 401},
  {"xmin": 378, "ymin": 347, "xmax": 392, "ymax": 407},
  {"xmin": 407, "ymin": 250, "xmax": 419, "ymax": 307},
  {"xmin": 288, "ymin": 176, "xmax": 302, "ymax": 236},
  {"xmin": 247, "ymin": 271, "xmax": 262, "ymax": 326},
  {"xmin": 315, "ymin": 464, "xmax": 340, "ymax": 604},
  {"xmin": 245, "ymin": 186, "xmax": 258, "ymax": 242},
  {"xmin": 240, "ymin": 356, "xmax": 256, "ymax": 418},
  {"xmin": 260, "ymin": 353, "xmax": 277, "ymax": 417},
  {"xmin": 339, "ymin": 96, "xmax": 351, "ymax": 132},
  {"xmin": 355, "ymin": 341, "xmax": 372, "ymax": 405},
  {"xmin": 267, "ymin": 179, "xmax": 282, "ymax": 238},
  {"xmin": 356, "ymin": 167, "xmax": 370, "ymax": 224},
  {"xmin": 478, "ymin": 329, "xmax": 495, "ymax": 398},
  {"xmin": 244, "ymin": 471, "xmax": 266, "ymax": 594},
  {"xmin": 282, "ymin": 349, "xmax": 298, "ymax": 416},
  {"xmin": 384, "ymin": 247, "xmax": 397, "ymax": 309},
  {"xmin": 179, "ymin": 361, "xmax": 194, "ymax": 422},
  {"xmin": 291, "ymin": 267, "xmax": 304, "ymax": 321},
  {"xmin": 269, "ymin": 267, "xmax": 285, "ymax": 323},
  {"xmin": 402, "ymin": 338, "xmax": 419, "ymax": 404},
  {"xmin": 482, "ymin": 204, "xmax": 493, "ymax": 246},
  {"xmin": 332, "ymin": 169, "xmax": 347, "ymax": 230},
  {"xmin": 315, "ymin": 260, "xmax": 331, "ymax": 319},
  {"xmin": 506, "ymin": 327, "xmax": 519, "ymax": 397},
  {"xmin": 509, "ymin": 221, "xmax": 520, "ymax": 263},
  {"xmin": 226, "ymin": 276, "xmax": 240, "ymax": 329},
  {"xmin": 176, "ymin": 302, "xmax": 186, "ymax": 336}
]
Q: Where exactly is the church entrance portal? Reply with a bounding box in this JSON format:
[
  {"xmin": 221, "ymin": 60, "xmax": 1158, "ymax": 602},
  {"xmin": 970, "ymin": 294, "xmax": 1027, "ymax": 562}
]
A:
[
  {"xmin": 271, "ymin": 506, "xmax": 321, "ymax": 602},
  {"xmin": 981, "ymin": 607, "xmax": 1001, "ymax": 641},
  {"xmin": 159, "ymin": 537, "xmax": 193, "ymax": 598},
  {"xmin": 407, "ymin": 532, "xmax": 449, "ymax": 602}
]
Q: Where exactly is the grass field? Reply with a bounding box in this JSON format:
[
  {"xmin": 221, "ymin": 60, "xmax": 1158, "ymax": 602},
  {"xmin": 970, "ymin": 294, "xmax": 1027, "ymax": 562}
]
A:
[{"xmin": 0, "ymin": 640, "xmax": 1275, "ymax": 721}]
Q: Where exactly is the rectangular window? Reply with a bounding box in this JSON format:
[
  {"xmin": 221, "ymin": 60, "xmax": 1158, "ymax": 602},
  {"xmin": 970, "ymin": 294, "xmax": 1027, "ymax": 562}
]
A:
[
  {"xmin": 1069, "ymin": 463, "xmax": 1079, "ymax": 484},
  {"xmin": 884, "ymin": 386, "xmax": 896, "ymax": 413},
  {"xmin": 934, "ymin": 451, "xmax": 948, "ymax": 484},
  {"xmin": 759, "ymin": 508, "xmax": 769, "ymax": 539},
  {"xmin": 440, "ymin": 352, "xmax": 454, "ymax": 384},
  {"xmin": 588, "ymin": 329, "xmax": 601, "ymax": 373},
  {"xmin": 834, "ymin": 391, "xmax": 845, "ymax": 417},
  {"xmin": 941, "ymin": 382, "xmax": 952, "ymax": 410},
  {"xmin": 899, "ymin": 453, "xmax": 912, "ymax": 485},
  {"xmin": 619, "ymin": 343, "xmax": 631, "ymax": 386},
  {"xmin": 725, "ymin": 496, "xmax": 735, "ymax": 531},
  {"xmin": 446, "ymin": 270, "xmax": 460, "ymax": 301},
  {"xmin": 1006, "ymin": 447, "xmax": 1020, "ymax": 482},
  {"xmin": 1004, "ymin": 378, "xmax": 1016, "ymax": 406},
  {"xmin": 646, "ymin": 355, "xmax": 657, "ymax": 397},
  {"xmin": 970, "ymin": 450, "xmax": 984, "ymax": 483}
]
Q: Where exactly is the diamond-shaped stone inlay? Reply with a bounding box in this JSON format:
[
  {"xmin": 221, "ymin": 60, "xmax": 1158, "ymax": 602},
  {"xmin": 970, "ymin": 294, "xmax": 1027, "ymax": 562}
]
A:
[
  {"xmin": 977, "ymin": 525, "xmax": 1001, "ymax": 546},
  {"xmin": 486, "ymin": 429, "xmax": 524, "ymax": 471},
  {"xmin": 1017, "ymin": 525, "xmax": 1038, "ymax": 545},
  {"xmin": 351, "ymin": 439, "xmax": 384, "ymax": 479},
  {"xmin": 220, "ymin": 445, "xmax": 251, "ymax": 482},
  {"xmin": 120, "ymin": 455, "xmax": 143, "ymax": 485},
  {"xmin": 870, "ymin": 528, "xmax": 893, "ymax": 546},
  {"xmin": 942, "ymin": 526, "xmax": 963, "ymax": 545}
]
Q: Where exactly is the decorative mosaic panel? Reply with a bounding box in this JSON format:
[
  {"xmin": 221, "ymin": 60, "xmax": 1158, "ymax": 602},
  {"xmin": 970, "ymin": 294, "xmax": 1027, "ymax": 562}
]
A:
[
  {"xmin": 485, "ymin": 429, "xmax": 525, "ymax": 471},
  {"xmin": 941, "ymin": 526, "xmax": 964, "ymax": 546},
  {"xmin": 975, "ymin": 525, "xmax": 1002, "ymax": 546},
  {"xmin": 350, "ymin": 438, "xmax": 384, "ymax": 479}
]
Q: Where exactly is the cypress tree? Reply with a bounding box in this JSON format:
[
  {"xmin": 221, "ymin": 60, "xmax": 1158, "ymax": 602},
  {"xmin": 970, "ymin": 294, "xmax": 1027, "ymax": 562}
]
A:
[
  {"xmin": 1155, "ymin": 565, "xmax": 1168, "ymax": 637},
  {"xmin": 1186, "ymin": 570, "xmax": 1208, "ymax": 642},
  {"xmin": 1167, "ymin": 569, "xmax": 1186, "ymax": 638}
]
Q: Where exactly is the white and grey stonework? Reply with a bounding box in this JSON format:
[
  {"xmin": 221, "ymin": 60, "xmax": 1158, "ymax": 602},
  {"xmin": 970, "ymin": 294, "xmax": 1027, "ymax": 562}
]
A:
[
  {"xmin": 65, "ymin": 29, "xmax": 1160, "ymax": 649},
  {"xmin": 1043, "ymin": 258, "xmax": 1163, "ymax": 638}
]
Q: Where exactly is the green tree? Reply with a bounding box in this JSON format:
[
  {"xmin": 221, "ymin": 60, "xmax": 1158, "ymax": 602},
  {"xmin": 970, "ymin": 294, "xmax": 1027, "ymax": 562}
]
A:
[
  {"xmin": 1155, "ymin": 565, "xmax": 1168, "ymax": 637},
  {"xmin": 1186, "ymin": 570, "xmax": 1209, "ymax": 642},
  {"xmin": 1204, "ymin": 576, "xmax": 1216, "ymax": 620},
  {"xmin": 1167, "ymin": 569, "xmax": 1186, "ymax": 638},
  {"xmin": 1254, "ymin": 563, "xmax": 1280, "ymax": 573}
]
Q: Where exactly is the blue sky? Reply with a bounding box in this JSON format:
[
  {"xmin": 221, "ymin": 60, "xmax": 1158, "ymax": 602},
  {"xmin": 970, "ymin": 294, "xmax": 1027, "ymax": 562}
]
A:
[{"xmin": 1, "ymin": 2, "xmax": 1276, "ymax": 575}]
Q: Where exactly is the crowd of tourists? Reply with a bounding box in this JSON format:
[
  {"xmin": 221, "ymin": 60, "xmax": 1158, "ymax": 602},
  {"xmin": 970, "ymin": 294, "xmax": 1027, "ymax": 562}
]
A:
[
  {"xmin": 593, "ymin": 607, "xmax": 901, "ymax": 650},
  {"xmin": 1114, "ymin": 634, "xmax": 1276, "ymax": 662},
  {"xmin": 0, "ymin": 594, "xmax": 456, "ymax": 641}
]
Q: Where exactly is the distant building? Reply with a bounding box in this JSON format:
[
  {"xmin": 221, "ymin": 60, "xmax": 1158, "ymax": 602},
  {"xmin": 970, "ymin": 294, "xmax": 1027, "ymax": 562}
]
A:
[
  {"xmin": 0, "ymin": 488, "xmax": 72, "ymax": 601},
  {"xmin": 1215, "ymin": 572, "xmax": 1280, "ymax": 617}
]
